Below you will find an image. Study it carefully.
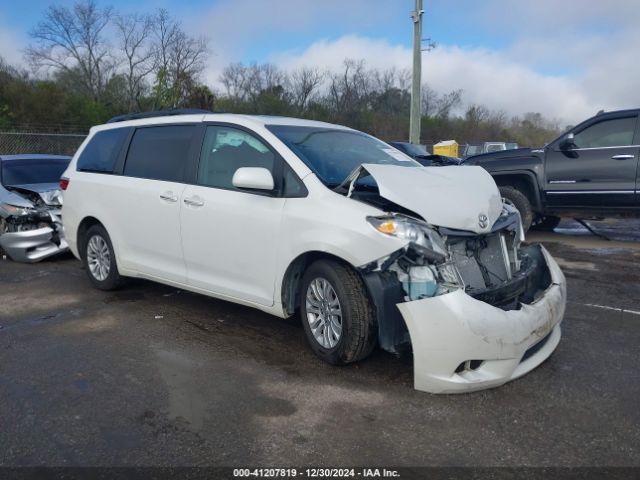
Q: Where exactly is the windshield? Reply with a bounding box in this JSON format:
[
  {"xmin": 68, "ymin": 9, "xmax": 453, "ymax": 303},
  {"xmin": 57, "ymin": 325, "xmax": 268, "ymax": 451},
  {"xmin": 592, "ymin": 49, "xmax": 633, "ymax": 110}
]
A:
[
  {"xmin": 267, "ymin": 126, "xmax": 419, "ymax": 186},
  {"xmin": 398, "ymin": 142, "xmax": 429, "ymax": 157},
  {"xmin": 1, "ymin": 159, "xmax": 69, "ymax": 186},
  {"xmin": 465, "ymin": 145, "xmax": 480, "ymax": 156},
  {"xmin": 486, "ymin": 144, "xmax": 506, "ymax": 153}
]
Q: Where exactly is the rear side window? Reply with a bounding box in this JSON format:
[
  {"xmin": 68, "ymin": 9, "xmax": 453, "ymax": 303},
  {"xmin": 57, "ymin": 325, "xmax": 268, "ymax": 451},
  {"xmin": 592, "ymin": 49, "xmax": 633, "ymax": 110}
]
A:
[
  {"xmin": 124, "ymin": 125, "xmax": 195, "ymax": 182},
  {"xmin": 77, "ymin": 128, "xmax": 129, "ymax": 173}
]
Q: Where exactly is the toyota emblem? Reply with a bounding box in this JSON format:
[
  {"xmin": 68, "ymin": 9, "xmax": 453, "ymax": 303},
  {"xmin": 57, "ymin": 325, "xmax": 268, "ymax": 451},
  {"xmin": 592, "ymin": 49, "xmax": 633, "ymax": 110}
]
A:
[{"xmin": 478, "ymin": 214, "xmax": 488, "ymax": 229}]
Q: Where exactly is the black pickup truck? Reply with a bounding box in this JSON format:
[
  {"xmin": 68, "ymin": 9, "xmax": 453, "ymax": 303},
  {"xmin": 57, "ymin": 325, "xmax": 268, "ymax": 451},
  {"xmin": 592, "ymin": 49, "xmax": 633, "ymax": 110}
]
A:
[{"xmin": 463, "ymin": 109, "xmax": 640, "ymax": 231}]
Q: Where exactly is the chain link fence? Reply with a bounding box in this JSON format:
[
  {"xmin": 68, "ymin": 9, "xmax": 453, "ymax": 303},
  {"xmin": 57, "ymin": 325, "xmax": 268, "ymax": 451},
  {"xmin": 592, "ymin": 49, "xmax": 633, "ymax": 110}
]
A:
[
  {"xmin": 0, "ymin": 132, "xmax": 87, "ymax": 156},
  {"xmin": 0, "ymin": 131, "xmax": 473, "ymax": 158}
]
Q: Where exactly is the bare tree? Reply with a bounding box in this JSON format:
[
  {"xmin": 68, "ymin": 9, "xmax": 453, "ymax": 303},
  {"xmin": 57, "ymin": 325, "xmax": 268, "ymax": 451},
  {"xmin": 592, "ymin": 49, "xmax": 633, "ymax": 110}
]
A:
[
  {"xmin": 262, "ymin": 64, "xmax": 286, "ymax": 91},
  {"xmin": 150, "ymin": 9, "xmax": 209, "ymax": 108},
  {"xmin": 288, "ymin": 67, "xmax": 325, "ymax": 114},
  {"xmin": 220, "ymin": 62, "xmax": 250, "ymax": 100},
  {"xmin": 328, "ymin": 59, "xmax": 370, "ymax": 118},
  {"xmin": 421, "ymin": 84, "xmax": 436, "ymax": 116},
  {"xmin": 245, "ymin": 63, "xmax": 286, "ymax": 105},
  {"xmin": 169, "ymin": 31, "xmax": 209, "ymax": 106},
  {"xmin": 434, "ymin": 89, "xmax": 462, "ymax": 118},
  {"xmin": 114, "ymin": 13, "xmax": 155, "ymax": 110},
  {"xmin": 422, "ymin": 85, "xmax": 462, "ymax": 118},
  {"xmin": 27, "ymin": 0, "xmax": 114, "ymax": 100},
  {"xmin": 465, "ymin": 104, "xmax": 490, "ymax": 124},
  {"xmin": 219, "ymin": 62, "xmax": 288, "ymax": 106},
  {"xmin": 153, "ymin": 9, "xmax": 179, "ymax": 76}
]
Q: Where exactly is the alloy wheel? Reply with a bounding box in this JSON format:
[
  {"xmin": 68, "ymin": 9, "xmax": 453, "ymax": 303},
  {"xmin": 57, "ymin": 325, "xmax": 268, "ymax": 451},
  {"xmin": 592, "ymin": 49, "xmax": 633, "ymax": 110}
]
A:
[
  {"xmin": 305, "ymin": 277, "xmax": 343, "ymax": 349},
  {"xmin": 86, "ymin": 234, "xmax": 111, "ymax": 281}
]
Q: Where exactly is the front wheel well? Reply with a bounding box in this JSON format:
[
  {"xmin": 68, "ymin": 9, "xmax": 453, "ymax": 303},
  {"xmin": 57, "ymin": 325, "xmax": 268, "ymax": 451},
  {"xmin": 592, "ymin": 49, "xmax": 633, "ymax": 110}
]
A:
[
  {"xmin": 281, "ymin": 251, "xmax": 358, "ymax": 317},
  {"xmin": 77, "ymin": 216, "xmax": 105, "ymax": 252},
  {"xmin": 493, "ymin": 174, "xmax": 541, "ymax": 212}
]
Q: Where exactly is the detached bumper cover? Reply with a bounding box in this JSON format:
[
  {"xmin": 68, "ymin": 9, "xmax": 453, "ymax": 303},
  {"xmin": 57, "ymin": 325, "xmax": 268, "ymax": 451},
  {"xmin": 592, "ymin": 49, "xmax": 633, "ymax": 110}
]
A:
[
  {"xmin": 0, "ymin": 227, "xmax": 69, "ymax": 263},
  {"xmin": 398, "ymin": 246, "xmax": 566, "ymax": 394}
]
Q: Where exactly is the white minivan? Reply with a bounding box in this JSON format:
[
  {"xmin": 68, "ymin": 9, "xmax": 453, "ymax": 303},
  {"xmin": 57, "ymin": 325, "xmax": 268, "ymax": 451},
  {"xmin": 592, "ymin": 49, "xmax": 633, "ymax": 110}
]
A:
[{"xmin": 61, "ymin": 110, "xmax": 566, "ymax": 394}]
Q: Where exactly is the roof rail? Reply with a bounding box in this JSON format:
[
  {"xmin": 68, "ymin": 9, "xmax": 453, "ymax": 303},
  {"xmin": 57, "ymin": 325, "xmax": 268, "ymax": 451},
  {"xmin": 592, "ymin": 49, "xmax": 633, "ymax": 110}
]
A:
[{"xmin": 106, "ymin": 109, "xmax": 215, "ymax": 123}]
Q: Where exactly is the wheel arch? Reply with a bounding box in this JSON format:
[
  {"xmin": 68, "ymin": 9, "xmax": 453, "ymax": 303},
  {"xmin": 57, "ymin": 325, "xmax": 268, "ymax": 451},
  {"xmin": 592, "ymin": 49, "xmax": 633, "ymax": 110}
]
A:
[
  {"xmin": 280, "ymin": 250, "xmax": 362, "ymax": 317},
  {"xmin": 77, "ymin": 216, "xmax": 106, "ymax": 252},
  {"xmin": 492, "ymin": 171, "xmax": 542, "ymax": 212}
]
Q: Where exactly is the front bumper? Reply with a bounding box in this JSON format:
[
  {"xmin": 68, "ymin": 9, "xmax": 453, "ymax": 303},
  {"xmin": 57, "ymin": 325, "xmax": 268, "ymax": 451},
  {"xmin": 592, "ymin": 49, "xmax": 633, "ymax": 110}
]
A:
[
  {"xmin": 0, "ymin": 226, "xmax": 69, "ymax": 263},
  {"xmin": 397, "ymin": 246, "xmax": 566, "ymax": 394}
]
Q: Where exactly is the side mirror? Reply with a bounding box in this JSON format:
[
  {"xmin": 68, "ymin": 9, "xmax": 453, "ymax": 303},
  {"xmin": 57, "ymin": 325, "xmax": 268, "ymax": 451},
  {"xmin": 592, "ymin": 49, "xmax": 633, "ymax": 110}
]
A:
[
  {"xmin": 560, "ymin": 132, "xmax": 575, "ymax": 150},
  {"xmin": 232, "ymin": 167, "xmax": 274, "ymax": 191}
]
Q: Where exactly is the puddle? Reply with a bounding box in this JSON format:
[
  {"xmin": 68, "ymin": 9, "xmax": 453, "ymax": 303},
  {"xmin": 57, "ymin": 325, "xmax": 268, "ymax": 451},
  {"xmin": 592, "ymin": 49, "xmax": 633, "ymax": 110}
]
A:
[{"xmin": 155, "ymin": 349, "xmax": 207, "ymax": 431}]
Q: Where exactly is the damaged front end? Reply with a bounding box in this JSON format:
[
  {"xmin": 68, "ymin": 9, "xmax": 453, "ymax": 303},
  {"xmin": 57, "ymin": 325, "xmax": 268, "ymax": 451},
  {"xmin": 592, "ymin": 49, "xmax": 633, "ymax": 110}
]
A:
[
  {"xmin": 361, "ymin": 210, "xmax": 565, "ymax": 393},
  {"xmin": 0, "ymin": 188, "xmax": 69, "ymax": 263},
  {"xmin": 348, "ymin": 165, "xmax": 566, "ymax": 393}
]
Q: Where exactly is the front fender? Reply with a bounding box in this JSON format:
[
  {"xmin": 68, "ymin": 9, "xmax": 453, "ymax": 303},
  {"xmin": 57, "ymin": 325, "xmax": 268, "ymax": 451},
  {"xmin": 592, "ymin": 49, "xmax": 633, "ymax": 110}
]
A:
[{"xmin": 492, "ymin": 170, "xmax": 543, "ymax": 210}]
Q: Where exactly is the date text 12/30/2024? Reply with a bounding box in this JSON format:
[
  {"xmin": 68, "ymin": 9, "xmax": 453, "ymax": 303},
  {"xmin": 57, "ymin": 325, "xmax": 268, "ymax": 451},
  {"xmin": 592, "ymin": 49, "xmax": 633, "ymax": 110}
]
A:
[{"xmin": 233, "ymin": 468, "xmax": 401, "ymax": 478}]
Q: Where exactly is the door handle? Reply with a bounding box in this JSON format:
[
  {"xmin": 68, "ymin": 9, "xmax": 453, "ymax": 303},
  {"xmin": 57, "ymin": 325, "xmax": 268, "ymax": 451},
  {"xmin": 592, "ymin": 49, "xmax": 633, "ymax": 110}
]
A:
[
  {"xmin": 611, "ymin": 154, "xmax": 634, "ymax": 160},
  {"xmin": 159, "ymin": 192, "xmax": 178, "ymax": 202},
  {"xmin": 183, "ymin": 197, "xmax": 205, "ymax": 207}
]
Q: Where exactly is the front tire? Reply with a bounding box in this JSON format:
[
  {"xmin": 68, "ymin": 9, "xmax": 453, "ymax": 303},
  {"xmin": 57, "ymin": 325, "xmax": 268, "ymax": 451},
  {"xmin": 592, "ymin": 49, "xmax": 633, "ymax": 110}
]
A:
[
  {"xmin": 81, "ymin": 224, "xmax": 124, "ymax": 291},
  {"xmin": 499, "ymin": 186, "xmax": 533, "ymax": 231},
  {"xmin": 299, "ymin": 260, "xmax": 376, "ymax": 365}
]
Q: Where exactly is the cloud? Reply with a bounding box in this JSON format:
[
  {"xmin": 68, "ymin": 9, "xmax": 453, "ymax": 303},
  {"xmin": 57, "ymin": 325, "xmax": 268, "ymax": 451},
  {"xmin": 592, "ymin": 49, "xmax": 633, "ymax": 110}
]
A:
[
  {"xmin": 190, "ymin": 0, "xmax": 396, "ymax": 45},
  {"xmin": 425, "ymin": 46, "xmax": 594, "ymax": 123},
  {"xmin": 479, "ymin": 0, "xmax": 640, "ymax": 34},
  {"xmin": 186, "ymin": 0, "xmax": 400, "ymax": 86},
  {"xmin": 263, "ymin": 0, "xmax": 640, "ymax": 125},
  {"xmin": 0, "ymin": 18, "xmax": 26, "ymax": 67},
  {"xmin": 271, "ymin": 36, "xmax": 411, "ymax": 73},
  {"xmin": 269, "ymin": 35, "xmax": 598, "ymax": 123}
]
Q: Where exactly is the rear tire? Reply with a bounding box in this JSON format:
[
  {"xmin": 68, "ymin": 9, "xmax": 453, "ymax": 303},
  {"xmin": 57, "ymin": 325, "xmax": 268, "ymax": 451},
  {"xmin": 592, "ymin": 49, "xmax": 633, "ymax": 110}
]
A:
[
  {"xmin": 81, "ymin": 224, "xmax": 124, "ymax": 291},
  {"xmin": 531, "ymin": 215, "xmax": 561, "ymax": 232},
  {"xmin": 499, "ymin": 186, "xmax": 533, "ymax": 231},
  {"xmin": 299, "ymin": 260, "xmax": 376, "ymax": 365}
]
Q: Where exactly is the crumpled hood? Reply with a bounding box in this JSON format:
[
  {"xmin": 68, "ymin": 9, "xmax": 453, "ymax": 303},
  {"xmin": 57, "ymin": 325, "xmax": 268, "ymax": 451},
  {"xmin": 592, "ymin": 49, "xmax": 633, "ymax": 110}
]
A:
[
  {"xmin": 361, "ymin": 164, "xmax": 503, "ymax": 234},
  {"xmin": 6, "ymin": 183, "xmax": 63, "ymax": 206}
]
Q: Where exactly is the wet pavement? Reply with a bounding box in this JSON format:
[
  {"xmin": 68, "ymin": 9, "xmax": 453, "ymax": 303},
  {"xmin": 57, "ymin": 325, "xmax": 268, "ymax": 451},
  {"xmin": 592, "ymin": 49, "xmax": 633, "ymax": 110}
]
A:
[{"xmin": 1, "ymin": 219, "xmax": 639, "ymax": 467}]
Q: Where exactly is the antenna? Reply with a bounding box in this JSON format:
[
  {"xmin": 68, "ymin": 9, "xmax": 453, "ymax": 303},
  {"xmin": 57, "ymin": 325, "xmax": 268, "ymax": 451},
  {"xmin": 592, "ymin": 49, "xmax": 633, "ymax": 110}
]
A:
[{"xmin": 422, "ymin": 37, "xmax": 437, "ymax": 52}]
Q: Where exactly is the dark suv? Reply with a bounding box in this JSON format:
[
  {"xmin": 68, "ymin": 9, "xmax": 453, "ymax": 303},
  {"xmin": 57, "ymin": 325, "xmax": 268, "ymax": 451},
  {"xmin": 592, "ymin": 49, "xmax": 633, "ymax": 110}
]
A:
[{"xmin": 464, "ymin": 109, "xmax": 640, "ymax": 231}]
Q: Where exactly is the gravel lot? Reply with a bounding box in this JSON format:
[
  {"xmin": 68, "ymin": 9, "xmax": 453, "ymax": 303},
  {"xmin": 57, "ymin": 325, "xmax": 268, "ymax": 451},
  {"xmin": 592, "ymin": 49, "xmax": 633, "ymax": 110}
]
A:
[{"xmin": 1, "ymin": 218, "xmax": 639, "ymax": 467}]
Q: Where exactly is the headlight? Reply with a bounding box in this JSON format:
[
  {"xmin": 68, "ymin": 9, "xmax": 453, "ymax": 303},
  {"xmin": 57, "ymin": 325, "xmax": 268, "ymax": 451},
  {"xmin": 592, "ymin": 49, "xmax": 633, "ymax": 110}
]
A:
[
  {"xmin": 0, "ymin": 203, "xmax": 33, "ymax": 216},
  {"xmin": 367, "ymin": 215, "xmax": 447, "ymax": 262},
  {"xmin": 368, "ymin": 216, "xmax": 422, "ymax": 241}
]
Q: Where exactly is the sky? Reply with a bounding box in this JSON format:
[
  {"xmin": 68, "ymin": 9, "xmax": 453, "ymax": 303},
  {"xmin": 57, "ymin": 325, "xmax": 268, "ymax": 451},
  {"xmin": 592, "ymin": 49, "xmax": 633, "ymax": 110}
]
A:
[{"xmin": 0, "ymin": 0, "xmax": 638, "ymax": 124}]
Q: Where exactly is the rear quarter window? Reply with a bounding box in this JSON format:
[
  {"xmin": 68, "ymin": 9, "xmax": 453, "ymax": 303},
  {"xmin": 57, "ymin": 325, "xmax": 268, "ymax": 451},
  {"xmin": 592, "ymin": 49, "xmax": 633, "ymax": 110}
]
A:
[
  {"xmin": 77, "ymin": 128, "xmax": 130, "ymax": 173},
  {"xmin": 124, "ymin": 125, "xmax": 196, "ymax": 182}
]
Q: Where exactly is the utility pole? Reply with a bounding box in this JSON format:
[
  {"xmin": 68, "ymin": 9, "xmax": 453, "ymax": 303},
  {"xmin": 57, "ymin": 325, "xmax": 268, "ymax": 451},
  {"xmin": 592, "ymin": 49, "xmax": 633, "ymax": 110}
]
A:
[{"xmin": 409, "ymin": 0, "xmax": 423, "ymax": 145}]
